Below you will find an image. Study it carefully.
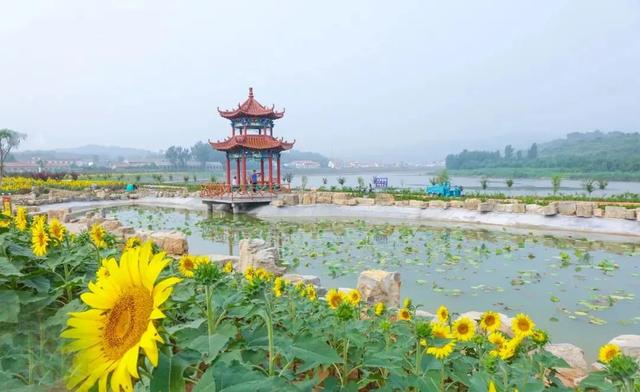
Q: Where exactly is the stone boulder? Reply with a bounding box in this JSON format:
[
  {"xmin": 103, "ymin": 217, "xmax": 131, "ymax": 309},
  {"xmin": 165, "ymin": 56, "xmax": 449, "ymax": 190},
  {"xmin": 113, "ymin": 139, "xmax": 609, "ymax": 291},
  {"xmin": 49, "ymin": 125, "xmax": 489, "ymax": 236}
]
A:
[
  {"xmin": 355, "ymin": 197, "xmax": 375, "ymax": 206},
  {"xmin": 270, "ymin": 199, "xmax": 285, "ymax": 207},
  {"xmin": 525, "ymin": 204, "xmax": 543, "ymax": 214},
  {"xmin": 593, "ymin": 207, "xmax": 604, "ymax": 217},
  {"xmin": 356, "ymin": 270, "xmax": 401, "ymax": 307},
  {"xmin": 575, "ymin": 202, "xmax": 594, "ymax": 218},
  {"xmin": 604, "ymin": 206, "xmax": 628, "ymax": 219},
  {"xmin": 449, "ymin": 200, "xmax": 464, "ymax": 208},
  {"xmin": 477, "ymin": 202, "xmax": 494, "ymax": 213},
  {"xmin": 394, "ymin": 200, "xmax": 410, "ymax": 207},
  {"xmin": 557, "ymin": 202, "xmax": 577, "ymax": 216},
  {"xmin": 495, "ymin": 203, "xmax": 525, "ymax": 213},
  {"xmin": 135, "ymin": 230, "xmax": 189, "ymax": 256},
  {"xmin": 101, "ymin": 219, "xmax": 122, "ymax": 232},
  {"xmin": 301, "ymin": 192, "xmax": 317, "ymax": 205},
  {"xmin": 238, "ymin": 238, "xmax": 284, "ymax": 275},
  {"xmin": 545, "ymin": 343, "xmax": 589, "ymax": 388},
  {"xmin": 625, "ymin": 209, "xmax": 637, "ymax": 220},
  {"xmin": 428, "ymin": 200, "xmax": 449, "ymax": 209},
  {"xmin": 608, "ymin": 335, "xmax": 640, "ymax": 360},
  {"xmin": 281, "ymin": 194, "xmax": 299, "ymax": 206},
  {"xmin": 542, "ymin": 203, "xmax": 558, "ymax": 216},
  {"xmin": 47, "ymin": 208, "xmax": 71, "ymax": 223},
  {"xmin": 316, "ymin": 192, "xmax": 333, "ymax": 204},
  {"xmin": 637, "ymin": 208, "xmax": 640, "ymax": 221},
  {"xmin": 345, "ymin": 198, "xmax": 358, "ymax": 206},
  {"xmin": 375, "ymin": 193, "xmax": 395, "ymax": 206},
  {"xmin": 282, "ymin": 273, "xmax": 321, "ymax": 287},
  {"xmin": 415, "ymin": 310, "xmax": 435, "ymax": 319},
  {"xmin": 408, "ymin": 200, "xmax": 427, "ymax": 209},
  {"xmin": 464, "ymin": 198, "xmax": 480, "ymax": 210}
]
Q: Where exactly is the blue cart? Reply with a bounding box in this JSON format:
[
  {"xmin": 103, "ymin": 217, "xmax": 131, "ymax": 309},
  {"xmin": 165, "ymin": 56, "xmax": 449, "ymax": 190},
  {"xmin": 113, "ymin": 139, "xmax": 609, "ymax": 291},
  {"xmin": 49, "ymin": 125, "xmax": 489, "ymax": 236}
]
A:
[{"xmin": 426, "ymin": 182, "xmax": 463, "ymax": 197}]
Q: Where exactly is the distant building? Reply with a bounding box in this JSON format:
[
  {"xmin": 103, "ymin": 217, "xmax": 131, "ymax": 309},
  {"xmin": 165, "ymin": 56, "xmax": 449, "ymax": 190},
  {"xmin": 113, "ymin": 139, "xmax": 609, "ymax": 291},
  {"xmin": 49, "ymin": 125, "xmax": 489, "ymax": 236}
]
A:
[{"xmin": 284, "ymin": 160, "xmax": 321, "ymax": 169}]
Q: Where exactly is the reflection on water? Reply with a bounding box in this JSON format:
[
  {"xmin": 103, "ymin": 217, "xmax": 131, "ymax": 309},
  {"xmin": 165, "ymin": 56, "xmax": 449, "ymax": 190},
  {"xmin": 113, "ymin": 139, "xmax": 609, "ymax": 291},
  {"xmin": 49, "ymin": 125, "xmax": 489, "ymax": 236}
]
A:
[{"xmin": 109, "ymin": 206, "xmax": 640, "ymax": 360}]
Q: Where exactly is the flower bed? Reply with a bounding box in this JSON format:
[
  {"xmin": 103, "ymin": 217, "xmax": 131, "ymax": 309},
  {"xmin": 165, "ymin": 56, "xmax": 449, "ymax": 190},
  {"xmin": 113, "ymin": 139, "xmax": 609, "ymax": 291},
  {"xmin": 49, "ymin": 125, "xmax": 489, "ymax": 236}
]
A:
[
  {"xmin": 0, "ymin": 176, "xmax": 125, "ymax": 194},
  {"xmin": 0, "ymin": 209, "xmax": 638, "ymax": 390}
]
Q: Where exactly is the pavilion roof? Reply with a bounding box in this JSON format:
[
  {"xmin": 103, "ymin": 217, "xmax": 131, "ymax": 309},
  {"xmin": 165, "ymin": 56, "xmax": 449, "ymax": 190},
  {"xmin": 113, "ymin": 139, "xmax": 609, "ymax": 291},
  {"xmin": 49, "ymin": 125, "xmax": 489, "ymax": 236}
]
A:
[
  {"xmin": 209, "ymin": 134, "xmax": 294, "ymax": 151},
  {"xmin": 217, "ymin": 88, "xmax": 285, "ymax": 120}
]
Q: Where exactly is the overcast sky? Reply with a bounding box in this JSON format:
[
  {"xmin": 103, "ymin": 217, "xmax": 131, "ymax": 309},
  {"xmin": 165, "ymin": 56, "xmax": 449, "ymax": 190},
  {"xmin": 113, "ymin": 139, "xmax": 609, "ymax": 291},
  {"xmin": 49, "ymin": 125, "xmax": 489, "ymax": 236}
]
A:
[{"xmin": 1, "ymin": 1, "xmax": 639, "ymax": 161}]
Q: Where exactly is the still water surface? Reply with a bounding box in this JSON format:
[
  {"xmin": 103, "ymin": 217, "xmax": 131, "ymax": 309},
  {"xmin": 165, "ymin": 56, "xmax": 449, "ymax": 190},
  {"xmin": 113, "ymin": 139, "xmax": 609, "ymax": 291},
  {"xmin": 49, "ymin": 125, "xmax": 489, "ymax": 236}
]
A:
[{"xmin": 109, "ymin": 206, "xmax": 640, "ymax": 361}]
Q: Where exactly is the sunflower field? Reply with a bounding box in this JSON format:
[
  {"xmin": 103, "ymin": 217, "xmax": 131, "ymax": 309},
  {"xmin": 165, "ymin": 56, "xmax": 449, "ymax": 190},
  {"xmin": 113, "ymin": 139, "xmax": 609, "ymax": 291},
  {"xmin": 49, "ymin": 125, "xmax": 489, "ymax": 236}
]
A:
[
  {"xmin": 0, "ymin": 209, "xmax": 638, "ymax": 391},
  {"xmin": 0, "ymin": 176, "xmax": 125, "ymax": 194}
]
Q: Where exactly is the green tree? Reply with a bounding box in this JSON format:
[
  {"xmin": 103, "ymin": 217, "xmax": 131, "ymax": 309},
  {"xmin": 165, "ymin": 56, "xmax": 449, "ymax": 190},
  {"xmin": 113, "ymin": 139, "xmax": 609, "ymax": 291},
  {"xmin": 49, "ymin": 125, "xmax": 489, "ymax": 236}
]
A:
[
  {"xmin": 191, "ymin": 141, "xmax": 215, "ymax": 168},
  {"xmin": 480, "ymin": 176, "xmax": 489, "ymax": 190},
  {"xmin": 0, "ymin": 129, "xmax": 26, "ymax": 185},
  {"xmin": 435, "ymin": 169, "xmax": 450, "ymax": 184},
  {"xmin": 301, "ymin": 175, "xmax": 308, "ymax": 190},
  {"xmin": 596, "ymin": 179, "xmax": 608, "ymax": 191},
  {"xmin": 506, "ymin": 178, "xmax": 514, "ymax": 188},
  {"xmin": 357, "ymin": 176, "xmax": 365, "ymax": 190},
  {"xmin": 165, "ymin": 146, "xmax": 191, "ymax": 169},
  {"xmin": 504, "ymin": 145, "xmax": 514, "ymax": 160},
  {"xmin": 551, "ymin": 175, "xmax": 562, "ymax": 195},
  {"xmin": 337, "ymin": 176, "xmax": 346, "ymax": 188},
  {"xmin": 527, "ymin": 143, "xmax": 538, "ymax": 159},
  {"xmin": 322, "ymin": 177, "xmax": 328, "ymax": 185},
  {"xmin": 582, "ymin": 178, "xmax": 595, "ymax": 195}
]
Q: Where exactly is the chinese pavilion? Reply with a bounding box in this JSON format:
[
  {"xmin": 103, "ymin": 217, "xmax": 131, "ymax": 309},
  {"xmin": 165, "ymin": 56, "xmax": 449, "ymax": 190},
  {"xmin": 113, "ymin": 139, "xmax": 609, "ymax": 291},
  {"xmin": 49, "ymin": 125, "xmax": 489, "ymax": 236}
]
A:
[{"xmin": 209, "ymin": 87, "xmax": 294, "ymax": 194}]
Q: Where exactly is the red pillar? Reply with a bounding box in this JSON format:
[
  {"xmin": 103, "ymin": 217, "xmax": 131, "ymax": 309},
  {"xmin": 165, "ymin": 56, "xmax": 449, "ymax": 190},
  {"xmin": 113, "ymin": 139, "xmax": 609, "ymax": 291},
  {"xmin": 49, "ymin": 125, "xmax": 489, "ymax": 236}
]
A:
[
  {"xmin": 268, "ymin": 155, "xmax": 273, "ymax": 191},
  {"xmin": 236, "ymin": 158, "xmax": 240, "ymax": 192},
  {"xmin": 260, "ymin": 158, "xmax": 265, "ymax": 185},
  {"xmin": 226, "ymin": 156, "xmax": 231, "ymax": 191},
  {"xmin": 241, "ymin": 154, "xmax": 247, "ymax": 193},
  {"xmin": 276, "ymin": 155, "xmax": 281, "ymax": 186}
]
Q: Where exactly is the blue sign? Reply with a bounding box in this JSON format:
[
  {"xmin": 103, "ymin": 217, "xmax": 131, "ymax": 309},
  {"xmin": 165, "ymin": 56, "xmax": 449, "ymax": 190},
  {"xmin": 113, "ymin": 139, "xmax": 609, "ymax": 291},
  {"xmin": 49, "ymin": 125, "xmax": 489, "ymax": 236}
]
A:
[{"xmin": 373, "ymin": 177, "xmax": 388, "ymax": 188}]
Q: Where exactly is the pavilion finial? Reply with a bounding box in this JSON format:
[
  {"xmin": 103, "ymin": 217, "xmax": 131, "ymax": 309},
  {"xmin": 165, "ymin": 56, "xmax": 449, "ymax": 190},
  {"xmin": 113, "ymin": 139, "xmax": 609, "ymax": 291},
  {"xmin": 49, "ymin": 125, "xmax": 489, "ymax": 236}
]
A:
[{"xmin": 248, "ymin": 87, "xmax": 254, "ymax": 98}]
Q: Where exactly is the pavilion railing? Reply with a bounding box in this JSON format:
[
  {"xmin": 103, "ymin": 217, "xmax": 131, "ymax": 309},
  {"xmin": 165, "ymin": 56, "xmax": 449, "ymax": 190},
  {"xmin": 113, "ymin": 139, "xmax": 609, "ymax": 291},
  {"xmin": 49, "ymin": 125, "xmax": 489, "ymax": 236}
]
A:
[{"xmin": 200, "ymin": 182, "xmax": 291, "ymax": 199}]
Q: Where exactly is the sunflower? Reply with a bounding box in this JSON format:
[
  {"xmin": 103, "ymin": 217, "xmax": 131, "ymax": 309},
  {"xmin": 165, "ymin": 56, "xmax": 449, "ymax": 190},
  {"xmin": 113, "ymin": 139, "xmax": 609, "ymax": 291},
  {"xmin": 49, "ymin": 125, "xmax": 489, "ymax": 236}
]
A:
[
  {"xmin": 124, "ymin": 236, "xmax": 141, "ymax": 250},
  {"xmin": 488, "ymin": 381, "xmax": 497, "ymax": 392},
  {"xmin": 419, "ymin": 338, "xmax": 427, "ymax": 347},
  {"xmin": 49, "ymin": 218, "xmax": 66, "ymax": 242},
  {"xmin": 346, "ymin": 289, "xmax": 361, "ymax": 305},
  {"xmin": 436, "ymin": 305, "xmax": 449, "ymax": 323},
  {"xmin": 326, "ymin": 289, "xmax": 343, "ymax": 309},
  {"xmin": 255, "ymin": 268, "xmax": 272, "ymax": 281},
  {"xmin": 244, "ymin": 266, "xmax": 256, "ymax": 283},
  {"xmin": 374, "ymin": 302, "xmax": 386, "ymax": 316},
  {"xmin": 177, "ymin": 255, "xmax": 200, "ymax": 278},
  {"xmin": 305, "ymin": 284, "xmax": 317, "ymax": 301},
  {"xmin": 511, "ymin": 314, "xmax": 535, "ymax": 337},
  {"xmin": 32, "ymin": 222, "xmax": 50, "ymax": 257},
  {"xmin": 273, "ymin": 277, "xmax": 285, "ymax": 297},
  {"xmin": 90, "ymin": 224, "xmax": 107, "ymax": 249},
  {"xmin": 403, "ymin": 297, "xmax": 412, "ymax": 308},
  {"xmin": 452, "ymin": 317, "xmax": 476, "ymax": 341},
  {"xmin": 598, "ymin": 343, "xmax": 621, "ymax": 364},
  {"xmin": 480, "ymin": 311, "xmax": 501, "ymax": 332},
  {"xmin": 488, "ymin": 332, "xmax": 506, "ymax": 348},
  {"xmin": 96, "ymin": 258, "xmax": 117, "ymax": 284},
  {"xmin": 397, "ymin": 307, "xmax": 411, "ymax": 321},
  {"xmin": 496, "ymin": 336, "xmax": 523, "ymax": 360},
  {"xmin": 61, "ymin": 242, "xmax": 181, "ymax": 392},
  {"xmin": 531, "ymin": 329, "xmax": 549, "ymax": 345},
  {"xmin": 223, "ymin": 261, "xmax": 234, "ymax": 273},
  {"xmin": 15, "ymin": 207, "xmax": 28, "ymax": 231},
  {"xmin": 431, "ymin": 322, "xmax": 452, "ymax": 339},
  {"xmin": 426, "ymin": 340, "xmax": 456, "ymax": 359}
]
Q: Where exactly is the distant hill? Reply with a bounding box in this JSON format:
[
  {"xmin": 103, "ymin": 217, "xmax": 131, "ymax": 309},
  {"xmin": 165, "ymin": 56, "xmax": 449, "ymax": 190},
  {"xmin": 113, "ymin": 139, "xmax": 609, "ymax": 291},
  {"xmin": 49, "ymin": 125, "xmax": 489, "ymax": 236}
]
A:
[
  {"xmin": 445, "ymin": 131, "xmax": 640, "ymax": 177},
  {"xmin": 14, "ymin": 145, "xmax": 158, "ymax": 162}
]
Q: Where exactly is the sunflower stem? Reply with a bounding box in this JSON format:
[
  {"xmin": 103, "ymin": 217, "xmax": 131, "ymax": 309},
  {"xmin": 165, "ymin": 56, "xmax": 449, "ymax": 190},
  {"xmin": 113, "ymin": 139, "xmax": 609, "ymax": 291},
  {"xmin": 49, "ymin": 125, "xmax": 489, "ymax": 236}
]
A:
[
  {"xmin": 415, "ymin": 339, "xmax": 422, "ymax": 375},
  {"xmin": 204, "ymin": 285, "xmax": 215, "ymax": 336}
]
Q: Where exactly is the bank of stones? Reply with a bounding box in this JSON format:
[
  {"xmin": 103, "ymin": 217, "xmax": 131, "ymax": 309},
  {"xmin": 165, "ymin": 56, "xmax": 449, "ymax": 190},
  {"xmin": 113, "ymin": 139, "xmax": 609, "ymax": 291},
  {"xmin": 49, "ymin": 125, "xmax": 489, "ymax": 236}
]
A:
[{"xmin": 272, "ymin": 191, "xmax": 639, "ymax": 222}]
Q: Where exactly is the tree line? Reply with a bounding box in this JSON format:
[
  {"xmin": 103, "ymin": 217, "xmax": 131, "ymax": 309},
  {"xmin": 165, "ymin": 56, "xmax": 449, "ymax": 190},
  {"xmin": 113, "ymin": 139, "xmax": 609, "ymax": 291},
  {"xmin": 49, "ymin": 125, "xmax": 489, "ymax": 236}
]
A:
[{"xmin": 445, "ymin": 143, "xmax": 538, "ymax": 170}]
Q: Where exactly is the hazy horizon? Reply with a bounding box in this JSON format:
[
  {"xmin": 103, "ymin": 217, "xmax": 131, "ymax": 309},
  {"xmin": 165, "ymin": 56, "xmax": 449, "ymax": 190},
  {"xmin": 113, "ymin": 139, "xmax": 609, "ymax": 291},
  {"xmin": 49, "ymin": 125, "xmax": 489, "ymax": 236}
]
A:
[{"xmin": 2, "ymin": 1, "xmax": 639, "ymax": 161}]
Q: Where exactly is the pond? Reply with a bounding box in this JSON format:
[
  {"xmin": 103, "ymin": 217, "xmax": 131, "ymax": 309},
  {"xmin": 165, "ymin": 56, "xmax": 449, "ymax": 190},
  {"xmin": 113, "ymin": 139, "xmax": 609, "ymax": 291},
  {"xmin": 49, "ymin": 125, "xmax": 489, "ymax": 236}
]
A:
[{"xmin": 107, "ymin": 206, "xmax": 640, "ymax": 361}]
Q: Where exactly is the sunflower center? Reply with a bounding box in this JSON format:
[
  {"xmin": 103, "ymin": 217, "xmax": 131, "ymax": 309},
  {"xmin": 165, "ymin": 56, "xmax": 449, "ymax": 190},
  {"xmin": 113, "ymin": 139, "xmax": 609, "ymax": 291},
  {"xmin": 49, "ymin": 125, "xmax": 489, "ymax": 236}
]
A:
[
  {"xmin": 517, "ymin": 319, "xmax": 530, "ymax": 331},
  {"xmin": 103, "ymin": 287, "xmax": 153, "ymax": 360},
  {"xmin": 184, "ymin": 259, "xmax": 194, "ymax": 270},
  {"xmin": 485, "ymin": 316, "xmax": 495, "ymax": 326},
  {"xmin": 458, "ymin": 324, "xmax": 469, "ymax": 334}
]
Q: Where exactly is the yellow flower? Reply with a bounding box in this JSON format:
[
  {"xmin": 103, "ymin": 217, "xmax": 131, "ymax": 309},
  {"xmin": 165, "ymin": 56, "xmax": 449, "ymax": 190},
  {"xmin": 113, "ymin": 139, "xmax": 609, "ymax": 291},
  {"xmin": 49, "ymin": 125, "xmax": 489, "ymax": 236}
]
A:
[
  {"xmin": 346, "ymin": 289, "xmax": 361, "ymax": 305},
  {"xmin": 89, "ymin": 224, "xmax": 107, "ymax": 249},
  {"xmin": 598, "ymin": 343, "xmax": 621, "ymax": 364},
  {"xmin": 397, "ymin": 308, "xmax": 411, "ymax": 321},
  {"xmin": 223, "ymin": 261, "xmax": 234, "ymax": 273},
  {"xmin": 0, "ymin": 218, "xmax": 10, "ymax": 229},
  {"xmin": 426, "ymin": 340, "xmax": 456, "ymax": 359},
  {"xmin": 96, "ymin": 258, "xmax": 116, "ymax": 283},
  {"xmin": 452, "ymin": 317, "xmax": 476, "ymax": 341},
  {"xmin": 374, "ymin": 302, "xmax": 386, "ymax": 316},
  {"xmin": 531, "ymin": 329, "xmax": 548, "ymax": 345},
  {"xmin": 488, "ymin": 332, "xmax": 506, "ymax": 348},
  {"xmin": 488, "ymin": 380, "xmax": 497, "ymax": 392},
  {"xmin": 49, "ymin": 218, "xmax": 66, "ymax": 242},
  {"xmin": 273, "ymin": 277, "xmax": 285, "ymax": 297},
  {"xmin": 403, "ymin": 297, "xmax": 412, "ymax": 308},
  {"xmin": 305, "ymin": 284, "xmax": 317, "ymax": 301},
  {"xmin": 15, "ymin": 207, "xmax": 28, "ymax": 231},
  {"xmin": 436, "ymin": 305, "xmax": 449, "ymax": 323},
  {"xmin": 419, "ymin": 338, "xmax": 427, "ymax": 347},
  {"xmin": 431, "ymin": 322, "xmax": 452, "ymax": 339},
  {"xmin": 244, "ymin": 267, "xmax": 256, "ymax": 283},
  {"xmin": 177, "ymin": 255, "xmax": 200, "ymax": 278},
  {"xmin": 255, "ymin": 268, "xmax": 272, "ymax": 281},
  {"xmin": 326, "ymin": 289, "xmax": 343, "ymax": 309},
  {"xmin": 61, "ymin": 242, "xmax": 181, "ymax": 392},
  {"xmin": 511, "ymin": 314, "xmax": 534, "ymax": 337},
  {"xmin": 32, "ymin": 223, "xmax": 50, "ymax": 257},
  {"xmin": 124, "ymin": 236, "xmax": 141, "ymax": 250},
  {"xmin": 480, "ymin": 311, "xmax": 501, "ymax": 332},
  {"xmin": 495, "ymin": 336, "xmax": 523, "ymax": 360}
]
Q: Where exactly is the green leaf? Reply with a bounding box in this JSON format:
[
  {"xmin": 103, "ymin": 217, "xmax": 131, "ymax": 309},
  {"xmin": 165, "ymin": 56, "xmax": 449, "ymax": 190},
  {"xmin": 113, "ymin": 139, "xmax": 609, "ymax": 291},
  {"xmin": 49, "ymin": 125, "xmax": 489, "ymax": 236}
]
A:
[
  {"xmin": 0, "ymin": 257, "xmax": 21, "ymax": 277},
  {"xmin": 150, "ymin": 350, "xmax": 186, "ymax": 392},
  {"xmin": 0, "ymin": 290, "xmax": 19, "ymax": 323},
  {"xmin": 185, "ymin": 333, "xmax": 229, "ymax": 363},
  {"xmin": 193, "ymin": 366, "xmax": 216, "ymax": 392},
  {"xmin": 290, "ymin": 336, "xmax": 341, "ymax": 373}
]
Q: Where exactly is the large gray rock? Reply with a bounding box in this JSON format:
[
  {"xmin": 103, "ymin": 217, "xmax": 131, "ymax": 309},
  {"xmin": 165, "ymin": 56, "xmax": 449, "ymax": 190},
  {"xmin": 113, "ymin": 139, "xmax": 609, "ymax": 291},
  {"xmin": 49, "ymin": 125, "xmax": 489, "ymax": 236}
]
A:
[
  {"xmin": 375, "ymin": 193, "xmax": 395, "ymax": 206},
  {"xmin": 356, "ymin": 270, "xmax": 401, "ymax": 307},
  {"xmin": 301, "ymin": 192, "xmax": 317, "ymax": 205},
  {"xmin": 557, "ymin": 202, "xmax": 577, "ymax": 216},
  {"xmin": 238, "ymin": 238, "xmax": 284, "ymax": 275},
  {"xmin": 282, "ymin": 273, "xmax": 321, "ymax": 287},
  {"xmin": 525, "ymin": 204, "xmax": 543, "ymax": 214},
  {"xmin": 355, "ymin": 197, "xmax": 375, "ymax": 206},
  {"xmin": 608, "ymin": 335, "xmax": 640, "ymax": 359},
  {"xmin": 545, "ymin": 343, "xmax": 588, "ymax": 370},
  {"xmin": 477, "ymin": 202, "xmax": 494, "ymax": 213},
  {"xmin": 135, "ymin": 230, "xmax": 189, "ymax": 256},
  {"xmin": 281, "ymin": 194, "xmax": 300, "ymax": 206},
  {"xmin": 464, "ymin": 198, "xmax": 480, "ymax": 210},
  {"xmin": 428, "ymin": 200, "xmax": 448, "ymax": 209},
  {"xmin": 316, "ymin": 192, "xmax": 333, "ymax": 204},
  {"xmin": 575, "ymin": 202, "xmax": 594, "ymax": 218},
  {"xmin": 47, "ymin": 208, "xmax": 71, "ymax": 223},
  {"xmin": 408, "ymin": 200, "xmax": 426, "ymax": 208},
  {"xmin": 604, "ymin": 206, "xmax": 628, "ymax": 219},
  {"xmin": 593, "ymin": 207, "xmax": 604, "ymax": 217},
  {"xmin": 332, "ymin": 192, "xmax": 349, "ymax": 205},
  {"xmin": 495, "ymin": 203, "xmax": 525, "ymax": 213},
  {"xmin": 449, "ymin": 200, "xmax": 464, "ymax": 208},
  {"xmin": 542, "ymin": 203, "xmax": 558, "ymax": 216}
]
